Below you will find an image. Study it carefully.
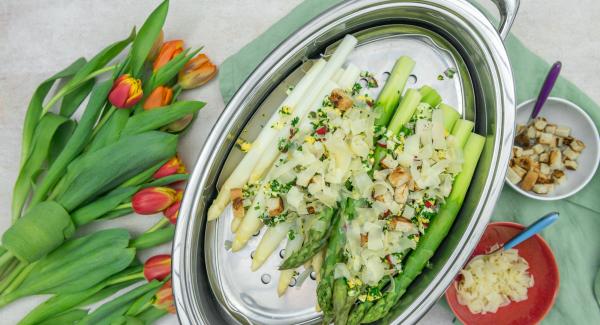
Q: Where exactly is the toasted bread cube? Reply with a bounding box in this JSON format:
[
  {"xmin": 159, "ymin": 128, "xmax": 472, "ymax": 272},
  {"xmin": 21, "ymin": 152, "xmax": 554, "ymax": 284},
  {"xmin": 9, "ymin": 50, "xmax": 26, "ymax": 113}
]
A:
[
  {"xmin": 537, "ymin": 173, "xmax": 553, "ymax": 184},
  {"xmin": 538, "ymin": 132, "xmax": 554, "ymax": 146},
  {"xmin": 516, "ymin": 124, "xmax": 526, "ymax": 134},
  {"xmin": 532, "ymin": 144, "xmax": 545, "ymax": 154},
  {"xmin": 562, "ymin": 136, "xmax": 574, "ymax": 146},
  {"xmin": 512, "ymin": 146, "xmax": 524, "ymax": 158},
  {"xmin": 555, "ymin": 137, "xmax": 563, "ymax": 148},
  {"xmin": 555, "ymin": 126, "xmax": 571, "ymax": 137},
  {"xmin": 511, "ymin": 164, "xmax": 527, "ymax": 178},
  {"xmin": 534, "ymin": 117, "xmax": 547, "ymax": 130},
  {"xmin": 521, "ymin": 149, "xmax": 534, "ymax": 157},
  {"xmin": 526, "ymin": 126, "xmax": 537, "ymax": 138},
  {"xmin": 507, "ymin": 167, "xmax": 523, "ymax": 184},
  {"xmin": 563, "ymin": 147, "xmax": 580, "ymax": 161},
  {"xmin": 569, "ymin": 139, "xmax": 586, "ymax": 152},
  {"xmin": 533, "ymin": 184, "xmax": 551, "ymax": 194},
  {"xmin": 267, "ymin": 197, "xmax": 284, "ymax": 216},
  {"xmin": 549, "ymin": 149, "xmax": 563, "ymax": 170},
  {"xmin": 539, "ymin": 152, "xmax": 549, "ymax": 163},
  {"xmin": 515, "ymin": 157, "xmax": 536, "ymax": 171},
  {"xmin": 552, "ymin": 170, "xmax": 566, "ymax": 184},
  {"xmin": 539, "ymin": 163, "xmax": 550, "ymax": 175},
  {"xmin": 545, "ymin": 124, "xmax": 557, "ymax": 134},
  {"xmin": 520, "ymin": 169, "xmax": 539, "ymax": 191},
  {"xmin": 564, "ymin": 159, "xmax": 578, "ymax": 170},
  {"xmin": 388, "ymin": 167, "xmax": 411, "ymax": 188}
]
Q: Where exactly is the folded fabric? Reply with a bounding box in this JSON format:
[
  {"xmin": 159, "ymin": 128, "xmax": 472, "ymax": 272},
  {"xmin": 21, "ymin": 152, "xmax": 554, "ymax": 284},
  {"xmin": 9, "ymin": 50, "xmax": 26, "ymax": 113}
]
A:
[{"xmin": 218, "ymin": 0, "xmax": 600, "ymax": 322}]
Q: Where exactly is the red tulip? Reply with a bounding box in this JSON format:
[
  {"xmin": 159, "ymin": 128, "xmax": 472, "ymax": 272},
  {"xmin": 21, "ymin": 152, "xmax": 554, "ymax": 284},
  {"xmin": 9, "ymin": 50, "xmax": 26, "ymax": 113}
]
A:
[
  {"xmin": 177, "ymin": 53, "xmax": 217, "ymax": 89},
  {"xmin": 153, "ymin": 279, "xmax": 175, "ymax": 313},
  {"xmin": 163, "ymin": 190, "xmax": 183, "ymax": 224},
  {"xmin": 153, "ymin": 155, "xmax": 186, "ymax": 179},
  {"xmin": 108, "ymin": 74, "xmax": 143, "ymax": 109},
  {"xmin": 153, "ymin": 40, "xmax": 184, "ymax": 72},
  {"xmin": 143, "ymin": 86, "xmax": 173, "ymax": 110},
  {"xmin": 143, "ymin": 254, "xmax": 171, "ymax": 282},
  {"xmin": 132, "ymin": 187, "xmax": 177, "ymax": 215}
]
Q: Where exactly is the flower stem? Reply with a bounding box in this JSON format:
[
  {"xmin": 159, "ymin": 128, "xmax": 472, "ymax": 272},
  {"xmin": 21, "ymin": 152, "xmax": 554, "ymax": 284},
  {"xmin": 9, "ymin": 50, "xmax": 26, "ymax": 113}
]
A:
[
  {"xmin": 0, "ymin": 261, "xmax": 27, "ymax": 294},
  {"xmin": 92, "ymin": 105, "xmax": 117, "ymax": 137},
  {"xmin": 115, "ymin": 202, "xmax": 133, "ymax": 210},
  {"xmin": 3, "ymin": 262, "xmax": 34, "ymax": 295},
  {"xmin": 42, "ymin": 65, "xmax": 116, "ymax": 114},
  {"xmin": 105, "ymin": 272, "xmax": 145, "ymax": 287},
  {"xmin": 0, "ymin": 252, "xmax": 14, "ymax": 270},
  {"xmin": 146, "ymin": 218, "xmax": 170, "ymax": 233}
]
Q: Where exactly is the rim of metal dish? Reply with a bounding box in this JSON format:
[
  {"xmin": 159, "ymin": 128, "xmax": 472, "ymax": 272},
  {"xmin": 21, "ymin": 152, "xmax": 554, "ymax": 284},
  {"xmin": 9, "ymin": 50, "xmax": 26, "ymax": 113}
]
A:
[{"xmin": 172, "ymin": 0, "xmax": 516, "ymax": 324}]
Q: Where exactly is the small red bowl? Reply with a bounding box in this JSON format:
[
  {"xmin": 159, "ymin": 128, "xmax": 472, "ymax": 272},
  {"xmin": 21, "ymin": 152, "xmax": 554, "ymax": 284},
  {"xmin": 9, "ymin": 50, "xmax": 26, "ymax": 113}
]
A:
[{"xmin": 445, "ymin": 222, "xmax": 559, "ymax": 325}]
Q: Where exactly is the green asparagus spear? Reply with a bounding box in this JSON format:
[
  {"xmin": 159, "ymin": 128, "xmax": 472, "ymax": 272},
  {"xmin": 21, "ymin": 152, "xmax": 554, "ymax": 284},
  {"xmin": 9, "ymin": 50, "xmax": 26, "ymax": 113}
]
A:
[
  {"xmin": 360, "ymin": 133, "xmax": 485, "ymax": 323},
  {"xmin": 451, "ymin": 119, "xmax": 474, "ymax": 149},
  {"xmin": 347, "ymin": 275, "xmax": 391, "ymax": 325},
  {"xmin": 317, "ymin": 199, "xmax": 351, "ymax": 323},
  {"xmin": 279, "ymin": 207, "xmax": 336, "ymax": 270},
  {"xmin": 332, "ymin": 278, "xmax": 348, "ymax": 323},
  {"xmin": 439, "ymin": 103, "xmax": 460, "ymax": 132},
  {"xmin": 373, "ymin": 56, "xmax": 415, "ymax": 127}
]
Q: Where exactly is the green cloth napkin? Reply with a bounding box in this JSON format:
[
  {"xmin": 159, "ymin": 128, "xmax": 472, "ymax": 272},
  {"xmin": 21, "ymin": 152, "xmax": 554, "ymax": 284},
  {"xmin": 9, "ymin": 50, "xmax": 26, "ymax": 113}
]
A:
[{"xmin": 218, "ymin": 0, "xmax": 600, "ymax": 322}]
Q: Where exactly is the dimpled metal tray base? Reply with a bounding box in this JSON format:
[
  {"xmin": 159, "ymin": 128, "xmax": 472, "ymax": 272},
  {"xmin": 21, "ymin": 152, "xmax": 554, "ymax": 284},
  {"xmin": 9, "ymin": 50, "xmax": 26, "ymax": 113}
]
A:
[{"xmin": 204, "ymin": 24, "xmax": 475, "ymax": 325}]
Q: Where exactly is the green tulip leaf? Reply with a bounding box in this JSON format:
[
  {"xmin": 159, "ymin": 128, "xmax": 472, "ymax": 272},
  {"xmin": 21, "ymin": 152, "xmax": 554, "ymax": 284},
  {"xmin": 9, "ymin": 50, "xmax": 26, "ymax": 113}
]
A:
[
  {"xmin": 71, "ymin": 186, "xmax": 139, "ymax": 226},
  {"xmin": 37, "ymin": 309, "xmax": 88, "ymax": 325},
  {"xmin": 121, "ymin": 100, "xmax": 205, "ymax": 136},
  {"xmin": 48, "ymin": 120, "xmax": 77, "ymax": 167},
  {"xmin": 129, "ymin": 225, "xmax": 175, "ymax": 250},
  {"xmin": 60, "ymin": 78, "xmax": 95, "ymax": 117},
  {"xmin": 130, "ymin": 0, "xmax": 169, "ymax": 76},
  {"xmin": 29, "ymin": 80, "xmax": 114, "ymax": 208},
  {"xmin": 12, "ymin": 114, "xmax": 72, "ymax": 220},
  {"xmin": 87, "ymin": 108, "xmax": 131, "ymax": 153},
  {"xmin": 20, "ymin": 57, "xmax": 87, "ymax": 167},
  {"xmin": 54, "ymin": 131, "xmax": 178, "ymax": 211}
]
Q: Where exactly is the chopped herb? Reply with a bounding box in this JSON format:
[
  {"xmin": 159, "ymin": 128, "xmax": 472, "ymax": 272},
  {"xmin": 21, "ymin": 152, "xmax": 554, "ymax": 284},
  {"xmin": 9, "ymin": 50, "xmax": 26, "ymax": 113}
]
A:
[
  {"xmin": 351, "ymin": 82, "xmax": 363, "ymax": 96},
  {"xmin": 287, "ymin": 229, "xmax": 296, "ymax": 240},
  {"xmin": 278, "ymin": 138, "xmax": 291, "ymax": 153},
  {"xmin": 437, "ymin": 74, "xmax": 444, "ymax": 81},
  {"xmin": 291, "ymin": 116, "xmax": 300, "ymax": 127}
]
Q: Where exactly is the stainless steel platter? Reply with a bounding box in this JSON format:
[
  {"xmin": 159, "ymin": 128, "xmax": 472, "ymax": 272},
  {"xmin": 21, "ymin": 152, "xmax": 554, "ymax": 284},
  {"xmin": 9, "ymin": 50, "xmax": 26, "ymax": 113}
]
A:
[{"xmin": 173, "ymin": 0, "xmax": 518, "ymax": 324}]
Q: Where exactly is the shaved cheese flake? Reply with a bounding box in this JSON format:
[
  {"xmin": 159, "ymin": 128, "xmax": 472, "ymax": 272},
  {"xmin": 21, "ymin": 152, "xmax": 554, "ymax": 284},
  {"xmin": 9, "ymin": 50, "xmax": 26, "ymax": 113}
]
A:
[{"xmin": 456, "ymin": 247, "xmax": 534, "ymax": 315}]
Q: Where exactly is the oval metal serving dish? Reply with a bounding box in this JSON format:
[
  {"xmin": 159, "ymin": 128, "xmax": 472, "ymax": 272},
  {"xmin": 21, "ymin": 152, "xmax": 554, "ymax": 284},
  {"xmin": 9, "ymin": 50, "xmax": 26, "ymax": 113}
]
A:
[{"xmin": 173, "ymin": 0, "xmax": 517, "ymax": 324}]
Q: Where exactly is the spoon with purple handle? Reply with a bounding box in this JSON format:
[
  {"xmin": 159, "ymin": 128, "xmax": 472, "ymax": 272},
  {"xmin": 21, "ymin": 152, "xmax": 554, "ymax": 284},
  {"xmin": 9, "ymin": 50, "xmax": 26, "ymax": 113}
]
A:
[{"xmin": 517, "ymin": 61, "xmax": 562, "ymax": 137}]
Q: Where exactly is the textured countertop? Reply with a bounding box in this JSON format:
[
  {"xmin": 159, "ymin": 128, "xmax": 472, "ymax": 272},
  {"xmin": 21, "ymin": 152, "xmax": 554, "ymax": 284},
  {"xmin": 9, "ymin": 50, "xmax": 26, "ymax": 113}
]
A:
[{"xmin": 1, "ymin": 0, "xmax": 598, "ymax": 324}]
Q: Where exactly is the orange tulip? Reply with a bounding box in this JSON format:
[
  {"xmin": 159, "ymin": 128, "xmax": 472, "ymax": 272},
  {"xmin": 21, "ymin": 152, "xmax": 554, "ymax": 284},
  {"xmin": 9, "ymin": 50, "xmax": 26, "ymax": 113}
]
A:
[
  {"xmin": 153, "ymin": 155, "xmax": 186, "ymax": 179},
  {"xmin": 177, "ymin": 53, "xmax": 217, "ymax": 89},
  {"xmin": 143, "ymin": 254, "xmax": 171, "ymax": 282},
  {"xmin": 163, "ymin": 190, "xmax": 183, "ymax": 224},
  {"xmin": 153, "ymin": 279, "xmax": 175, "ymax": 313},
  {"xmin": 143, "ymin": 86, "xmax": 173, "ymax": 110},
  {"xmin": 132, "ymin": 187, "xmax": 177, "ymax": 215},
  {"xmin": 147, "ymin": 30, "xmax": 164, "ymax": 62},
  {"xmin": 153, "ymin": 40, "xmax": 184, "ymax": 72},
  {"xmin": 108, "ymin": 74, "xmax": 143, "ymax": 109}
]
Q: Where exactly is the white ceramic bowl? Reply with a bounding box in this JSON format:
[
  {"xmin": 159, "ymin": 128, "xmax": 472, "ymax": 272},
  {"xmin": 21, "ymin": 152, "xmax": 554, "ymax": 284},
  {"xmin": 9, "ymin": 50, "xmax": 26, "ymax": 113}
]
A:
[{"xmin": 506, "ymin": 97, "xmax": 600, "ymax": 200}]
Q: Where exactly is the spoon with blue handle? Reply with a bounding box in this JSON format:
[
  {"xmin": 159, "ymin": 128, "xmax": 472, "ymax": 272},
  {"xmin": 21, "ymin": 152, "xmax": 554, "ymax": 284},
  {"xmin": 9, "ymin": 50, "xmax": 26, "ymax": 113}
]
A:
[
  {"xmin": 516, "ymin": 61, "xmax": 562, "ymax": 141},
  {"xmin": 488, "ymin": 212, "xmax": 559, "ymax": 254}
]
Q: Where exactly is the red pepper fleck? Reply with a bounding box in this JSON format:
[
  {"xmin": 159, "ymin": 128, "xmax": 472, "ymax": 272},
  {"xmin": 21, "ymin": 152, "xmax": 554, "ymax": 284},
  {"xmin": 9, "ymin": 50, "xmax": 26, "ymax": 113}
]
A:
[
  {"xmin": 424, "ymin": 200, "xmax": 433, "ymax": 208},
  {"xmin": 385, "ymin": 255, "xmax": 394, "ymax": 266},
  {"xmin": 383, "ymin": 210, "xmax": 391, "ymax": 218},
  {"xmin": 377, "ymin": 141, "xmax": 387, "ymax": 148},
  {"xmin": 315, "ymin": 126, "xmax": 327, "ymax": 135}
]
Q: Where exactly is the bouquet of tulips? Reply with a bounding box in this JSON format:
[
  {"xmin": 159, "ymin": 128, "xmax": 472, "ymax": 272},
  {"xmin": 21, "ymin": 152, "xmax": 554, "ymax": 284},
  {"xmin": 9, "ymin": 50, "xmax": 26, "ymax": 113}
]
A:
[{"xmin": 0, "ymin": 0, "xmax": 215, "ymax": 323}]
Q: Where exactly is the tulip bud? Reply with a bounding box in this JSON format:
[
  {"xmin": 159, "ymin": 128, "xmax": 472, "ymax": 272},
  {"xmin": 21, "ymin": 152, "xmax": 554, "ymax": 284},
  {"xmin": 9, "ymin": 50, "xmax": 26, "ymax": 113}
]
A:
[
  {"xmin": 108, "ymin": 74, "xmax": 143, "ymax": 109},
  {"xmin": 177, "ymin": 54, "xmax": 217, "ymax": 90},
  {"xmin": 166, "ymin": 113, "xmax": 194, "ymax": 133},
  {"xmin": 143, "ymin": 254, "xmax": 171, "ymax": 282},
  {"xmin": 163, "ymin": 190, "xmax": 183, "ymax": 224},
  {"xmin": 153, "ymin": 155, "xmax": 186, "ymax": 179},
  {"xmin": 143, "ymin": 86, "xmax": 173, "ymax": 110},
  {"xmin": 153, "ymin": 279, "xmax": 175, "ymax": 313},
  {"xmin": 153, "ymin": 40, "xmax": 184, "ymax": 72},
  {"xmin": 147, "ymin": 30, "xmax": 164, "ymax": 62},
  {"xmin": 132, "ymin": 187, "xmax": 177, "ymax": 215}
]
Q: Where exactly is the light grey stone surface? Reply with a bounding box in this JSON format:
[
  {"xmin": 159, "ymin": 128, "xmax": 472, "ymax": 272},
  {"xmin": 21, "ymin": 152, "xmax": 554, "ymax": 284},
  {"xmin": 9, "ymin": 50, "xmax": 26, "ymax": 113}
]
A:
[{"xmin": 0, "ymin": 0, "xmax": 598, "ymax": 324}]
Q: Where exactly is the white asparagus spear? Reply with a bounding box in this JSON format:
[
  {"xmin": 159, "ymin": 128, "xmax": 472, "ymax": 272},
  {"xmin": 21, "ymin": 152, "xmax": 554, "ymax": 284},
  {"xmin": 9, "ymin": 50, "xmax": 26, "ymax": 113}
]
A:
[
  {"xmin": 277, "ymin": 222, "xmax": 304, "ymax": 296},
  {"xmin": 338, "ymin": 63, "xmax": 361, "ymax": 89},
  {"xmin": 331, "ymin": 68, "xmax": 345, "ymax": 83},
  {"xmin": 207, "ymin": 59, "xmax": 327, "ymax": 221},
  {"xmin": 248, "ymin": 35, "xmax": 358, "ymax": 184},
  {"xmin": 232, "ymin": 80, "xmax": 339, "ymax": 252},
  {"xmin": 251, "ymin": 221, "xmax": 292, "ymax": 271}
]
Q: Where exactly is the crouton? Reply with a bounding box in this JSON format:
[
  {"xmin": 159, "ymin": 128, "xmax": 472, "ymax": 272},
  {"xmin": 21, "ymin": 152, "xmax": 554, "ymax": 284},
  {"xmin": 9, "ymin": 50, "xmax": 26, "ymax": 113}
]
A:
[
  {"xmin": 569, "ymin": 139, "xmax": 586, "ymax": 152},
  {"xmin": 552, "ymin": 170, "xmax": 566, "ymax": 184},
  {"xmin": 555, "ymin": 126, "xmax": 571, "ymax": 137},
  {"xmin": 507, "ymin": 167, "xmax": 523, "ymax": 184},
  {"xmin": 388, "ymin": 167, "xmax": 411, "ymax": 188},
  {"xmin": 549, "ymin": 149, "xmax": 563, "ymax": 170},
  {"xmin": 231, "ymin": 188, "xmax": 245, "ymax": 219},
  {"xmin": 533, "ymin": 184, "xmax": 552, "ymax": 194},
  {"xmin": 512, "ymin": 146, "xmax": 524, "ymax": 158},
  {"xmin": 520, "ymin": 169, "xmax": 539, "ymax": 191},
  {"xmin": 539, "ymin": 152, "xmax": 549, "ymax": 163},
  {"xmin": 563, "ymin": 147, "xmax": 580, "ymax": 161},
  {"xmin": 564, "ymin": 159, "xmax": 578, "ymax": 170},
  {"xmin": 545, "ymin": 124, "xmax": 557, "ymax": 134},
  {"xmin": 267, "ymin": 197, "xmax": 284, "ymax": 216},
  {"xmin": 538, "ymin": 132, "xmax": 554, "ymax": 146},
  {"xmin": 329, "ymin": 89, "xmax": 354, "ymax": 111},
  {"xmin": 534, "ymin": 117, "xmax": 547, "ymax": 130},
  {"xmin": 394, "ymin": 184, "xmax": 409, "ymax": 204},
  {"xmin": 532, "ymin": 143, "xmax": 545, "ymax": 154}
]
